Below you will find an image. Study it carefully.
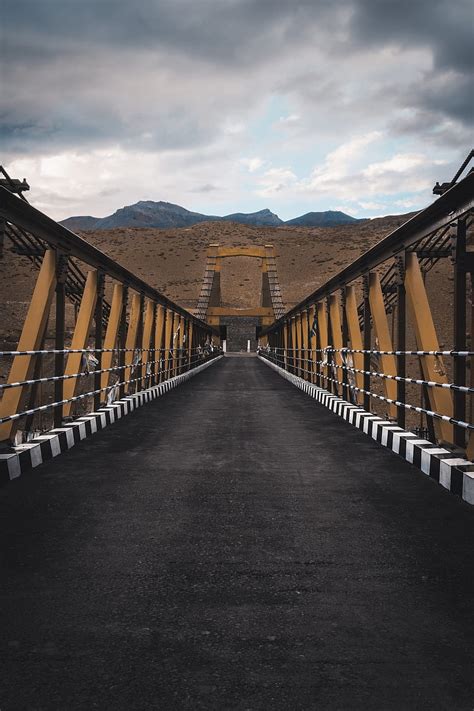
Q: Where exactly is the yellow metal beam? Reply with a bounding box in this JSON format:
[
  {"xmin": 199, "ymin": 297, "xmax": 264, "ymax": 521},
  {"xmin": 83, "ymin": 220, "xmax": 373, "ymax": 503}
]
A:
[
  {"xmin": 123, "ymin": 292, "xmax": 142, "ymax": 393},
  {"xmin": 283, "ymin": 320, "xmax": 289, "ymax": 369},
  {"xmin": 317, "ymin": 300, "xmax": 329, "ymax": 387},
  {"xmin": 163, "ymin": 309, "xmax": 174, "ymax": 379},
  {"xmin": 154, "ymin": 305, "xmax": 165, "ymax": 381},
  {"xmin": 63, "ymin": 270, "xmax": 98, "ymax": 416},
  {"xmin": 307, "ymin": 305, "xmax": 316, "ymax": 383},
  {"xmin": 290, "ymin": 316, "xmax": 297, "ymax": 374},
  {"xmin": 301, "ymin": 309, "xmax": 309, "ymax": 381},
  {"xmin": 206, "ymin": 307, "xmax": 274, "ymax": 317},
  {"xmin": 0, "ymin": 250, "xmax": 57, "ymax": 442},
  {"xmin": 188, "ymin": 320, "xmax": 194, "ymax": 368},
  {"xmin": 295, "ymin": 312, "xmax": 302, "ymax": 376},
  {"xmin": 216, "ymin": 246, "xmax": 267, "ymax": 259},
  {"xmin": 344, "ymin": 285, "xmax": 364, "ymax": 403},
  {"xmin": 100, "ymin": 283, "xmax": 123, "ymax": 393},
  {"xmin": 368, "ymin": 272, "xmax": 397, "ymax": 418},
  {"xmin": 329, "ymin": 294, "xmax": 344, "ymax": 388},
  {"xmin": 404, "ymin": 253, "xmax": 453, "ymax": 442},
  {"xmin": 141, "ymin": 298, "xmax": 155, "ymax": 384}
]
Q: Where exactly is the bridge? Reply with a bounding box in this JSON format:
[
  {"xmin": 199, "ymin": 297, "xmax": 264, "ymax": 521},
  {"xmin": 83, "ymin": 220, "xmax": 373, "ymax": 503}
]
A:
[{"xmin": 0, "ymin": 166, "xmax": 473, "ymax": 708}]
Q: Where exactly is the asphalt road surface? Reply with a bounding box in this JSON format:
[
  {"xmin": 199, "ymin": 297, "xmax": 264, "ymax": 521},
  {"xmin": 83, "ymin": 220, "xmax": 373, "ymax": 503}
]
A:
[{"xmin": 1, "ymin": 355, "xmax": 473, "ymax": 710}]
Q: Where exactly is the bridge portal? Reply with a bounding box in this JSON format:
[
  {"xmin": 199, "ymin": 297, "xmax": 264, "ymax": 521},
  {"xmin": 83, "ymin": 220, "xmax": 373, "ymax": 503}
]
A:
[{"xmin": 195, "ymin": 244, "xmax": 285, "ymax": 351}]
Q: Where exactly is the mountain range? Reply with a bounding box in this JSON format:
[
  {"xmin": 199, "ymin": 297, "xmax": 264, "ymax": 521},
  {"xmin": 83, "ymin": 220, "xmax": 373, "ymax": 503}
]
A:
[{"xmin": 60, "ymin": 200, "xmax": 364, "ymax": 232}]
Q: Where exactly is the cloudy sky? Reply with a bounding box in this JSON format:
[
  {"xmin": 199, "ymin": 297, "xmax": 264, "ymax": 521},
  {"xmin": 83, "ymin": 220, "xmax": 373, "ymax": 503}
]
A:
[{"xmin": 2, "ymin": 0, "xmax": 473, "ymax": 221}]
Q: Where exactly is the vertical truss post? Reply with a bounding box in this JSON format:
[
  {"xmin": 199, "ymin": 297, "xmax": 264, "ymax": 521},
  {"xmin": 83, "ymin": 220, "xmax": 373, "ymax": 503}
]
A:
[
  {"xmin": 301, "ymin": 308, "xmax": 309, "ymax": 381},
  {"xmin": 164, "ymin": 309, "xmax": 174, "ymax": 380},
  {"xmin": 396, "ymin": 257, "xmax": 406, "ymax": 429},
  {"xmin": 362, "ymin": 275, "xmax": 371, "ymax": 412},
  {"xmin": 101, "ymin": 283, "xmax": 123, "ymax": 395},
  {"xmin": 290, "ymin": 316, "xmax": 297, "ymax": 374},
  {"xmin": 345, "ymin": 285, "xmax": 364, "ymax": 405},
  {"xmin": 63, "ymin": 269, "xmax": 98, "ymax": 418},
  {"xmin": 468, "ymin": 272, "xmax": 474, "ymax": 460},
  {"xmin": 341, "ymin": 290, "xmax": 349, "ymax": 401},
  {"xmin": 453, "ymin": 219, "xmax": 467, "ymax": 448},
  {"xmin": 295, "ymin": 312, "xmax": 302, "ymax": 376},
  {"xmin": 188, "ymin": 320, "xmax": 194, "ymax": 370},
  {"xmin": 329, "ymin": 293, "xmax": 344, "ymax": 394},
  {"xmin": 141, "ymin": 298, "xmax": 154, "ymax": 391},
  {"xmin": 54, "ymin": 253, "xmax": 68, "ymax": 428},
  {"xmin": 283, "ymin": 320, "xmax": 289, "ymax": 370},
  {"xmin": 155, "ymin": 305, "xmax": 165, "ymax": 381},
  {"xmin": 0, "ymin": 249, "xmax": 57, "ymax": 442},
  {"xmin": 317, "ymin": 300, "xmax": 329, "ymax": 390},
  {"xmin": 150, "ymin": 303, "xmax": 157, "ymax": 387},
  {"xmin": 307, "ymin": 305, "xmax": 316, "ymax": 383},
  {"xmin": 368, "ymin": 271, "xmax": 397, "ymax": 418},
  {"xmin": 404, "ymin": 252, "xmax": 453, "ymax": 443},
  {"xmin": 118, "ymin": 287, "xmax": 128, "ymax": 399},
  {"xmin": 124, "ymin": 292, "xmax": 141, "ymax": 394},
  {"xmin": 93, "ymin": 272, "xmax": 105, "ymax": 411}
]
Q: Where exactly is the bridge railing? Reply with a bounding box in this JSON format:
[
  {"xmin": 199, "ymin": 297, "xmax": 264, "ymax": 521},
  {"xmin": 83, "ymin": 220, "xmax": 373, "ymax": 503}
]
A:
[
  {"xmin": 260, "ymin": 171, "xmax": 474, "ymax": 458},
  {"xmin": 0, "ymin": 186, "xmax": 219, "ymax": 446}
]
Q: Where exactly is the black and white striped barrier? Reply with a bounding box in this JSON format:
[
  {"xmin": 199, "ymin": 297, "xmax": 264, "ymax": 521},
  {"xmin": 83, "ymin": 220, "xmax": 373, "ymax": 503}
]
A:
[
  {"xmin": 259, "ymin": 355, "xmax": 474, "ymax": 506},
  {"xmin": 0, "ymin": 356, "xmax": 223, "ymax": 485}
]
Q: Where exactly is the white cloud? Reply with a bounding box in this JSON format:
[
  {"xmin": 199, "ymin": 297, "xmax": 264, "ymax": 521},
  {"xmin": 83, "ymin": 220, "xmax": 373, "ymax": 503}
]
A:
[
  {"xmin": 256, "ymin": 167, "xmax": 297, "ymax": 197},
  {"xmin": 239, "ymin": 157, "xmax": 265, "ymax": 173}
]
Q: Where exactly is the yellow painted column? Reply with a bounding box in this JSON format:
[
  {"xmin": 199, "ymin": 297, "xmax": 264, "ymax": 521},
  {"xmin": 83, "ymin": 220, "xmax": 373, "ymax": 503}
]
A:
[
  {"xmin": 283, "ymin": 320, "xmax": 289, "ymax": 369},
  {"xmin": 404, "ymin": 253, "xmax": 453, "ymax": 442},
  {"xmin": 295, "ymin": 312, "xmax": 302, "ymax": 376},
  {"xmin": 154, "ymin": 305, "xmax": 165, "ymax": 381},
  {"xmin": 317, "ymin": 300, "xmax": 329, "ymax": 389},
  {"xmin": 122, "ymin": 292, "xmax": 142, "ymax": 393},
  {"xmin": 63, "ymin": 270, "xmax": 98, "ymax": 416},
  {"xmin": 0, "ymin": 250, "xmax": 57, "ymax": 442},
  {"xmin": 368, "ymin": 272, "xmax": 397, "ymax": 418},
  {"xmin": 188, "ymin": 321, "xmax": 194, "ymax": 368},
  {"xmin": 141, "ymin": 298, "xmax": 155, "ymax": 386},
  {"xmin": 345, "ymin": 285, "xmax": 364, "ymax": 403},
  {"xmin": 301, "ymin": 309, "xmax": 309, "ymax": 381},
  {"xmin": 290, "ymin": 316, "xmax": 297, "ymax": 374},
  {"xmin": 329, "ymin": 294, "xmax": 344, "ymax": 389},
  {"xmin": 101, "ymin": 283, "xmax": 123, "ymax": 393},
  {"xmin": 307, "ymin": 305, "xmax": 316, "ymax": 383},
  {"xmin": 163, "ymin": 309, "xmax": 174, "ymax": 379}
]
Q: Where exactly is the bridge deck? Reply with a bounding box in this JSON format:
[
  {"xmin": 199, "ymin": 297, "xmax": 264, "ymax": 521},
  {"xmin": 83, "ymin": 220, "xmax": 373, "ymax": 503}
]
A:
[{"xmin": 1, "ymin": 355, "xmax": 473, "ymax": 709}]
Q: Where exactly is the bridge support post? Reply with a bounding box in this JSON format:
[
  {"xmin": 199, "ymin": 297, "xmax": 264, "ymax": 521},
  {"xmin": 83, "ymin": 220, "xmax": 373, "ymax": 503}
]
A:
[
  {"xmin": 54, "ymin": 253, "xmax": 68, "ymax": 428},
  {"xmin": 295, "ymin": 313, "xmax": 302, "ymax": 377},
  {"xmin": 101, "ymin": 283, "xmax": 124, "ymax": 396},
  {"xmin": 404, "ymin": 253, "xmax": 453, "ymax": 444},
  {"xmin": 329, "ymin": 294, "xmax": 344, "ymax": 395},
  {"xmin": 368, "ymin": 272, "xmax": 397, "ymax": 419},
  {"xmin": 63, "ymin": 269, "xmax": 98, "ymax": 417},
  {"xmin": 363, "ymin": 276, "xmax": 371, "ymax": 412},
  {"xmin": 316, "ymin": 301, "xmax": 329, "ymax": 390},
  {"xmin": 155, "ymin": 305, "xmax": 165, "ymax": 382},
  {"xmin": 453, "ymin": 219, "xmax": 467, "ymax": 449},
  {"xmin": 93, "ymin": 272, "xmax": 105, "ymax": 411},
  {"xmin": 345, "ymin": 285, "xmax": 364, "ymax": 405},
  {"xmin": 163, "ymin": 309, "xmax": 174, "ymax": 380},
  {"xmin": 396, "ymin": 257, "xmax": 406, "ymax": 430},
  {"xmin": 0, "ymin": 249, "xmax": 56, "ymax": 443},
  {"xmin": 118, "ymin": 287, "xmax": 128, "ymax": 399},
  {"xmin": 123, "ymin": 292, "xmax": 142, "ymax": 394},
  {"xmin": 141, "ymin": 298, "xmax": 155, "ymax": 390}
]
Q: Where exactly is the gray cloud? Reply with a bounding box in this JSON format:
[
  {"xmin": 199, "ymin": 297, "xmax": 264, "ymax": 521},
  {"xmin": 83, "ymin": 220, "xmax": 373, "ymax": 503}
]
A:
[{"xmin": 1, "ymin": 0, "xmax": 472, "ymax": 157}]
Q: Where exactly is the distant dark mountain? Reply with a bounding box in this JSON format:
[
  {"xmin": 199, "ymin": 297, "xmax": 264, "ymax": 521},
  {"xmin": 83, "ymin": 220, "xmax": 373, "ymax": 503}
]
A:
[
  {"xmin": 285, "ymin": 210, "xmax": 364, "ymax": 227},
  {"xmin": 221, "ymin": 208, "xmax": 282, "ymax": 226},
  {"xmin": 61, "ymin": 215, "xmax": 101, "ymax": 232},
  {"xmin": 60, "ymin": 201, "xmax": 362, "ymax": 231}
]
